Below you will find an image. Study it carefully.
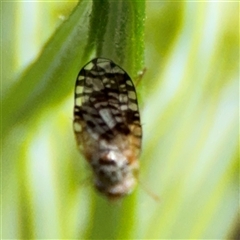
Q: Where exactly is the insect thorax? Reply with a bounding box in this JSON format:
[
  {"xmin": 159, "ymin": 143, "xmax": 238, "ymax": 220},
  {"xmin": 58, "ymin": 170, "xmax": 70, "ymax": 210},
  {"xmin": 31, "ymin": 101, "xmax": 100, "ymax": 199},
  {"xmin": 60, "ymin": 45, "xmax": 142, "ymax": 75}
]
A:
[{"xmin": 90, "ymin": 139, "xmax": 139, "ymax": 198}]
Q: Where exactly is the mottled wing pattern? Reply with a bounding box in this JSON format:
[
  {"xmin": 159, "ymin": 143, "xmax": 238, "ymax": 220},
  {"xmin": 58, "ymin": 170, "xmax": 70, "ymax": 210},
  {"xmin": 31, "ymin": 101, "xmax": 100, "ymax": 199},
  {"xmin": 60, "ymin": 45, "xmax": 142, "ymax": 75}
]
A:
[{"xmin": 73, "ymin": 58, "xmax": 142, "ymax": 161}]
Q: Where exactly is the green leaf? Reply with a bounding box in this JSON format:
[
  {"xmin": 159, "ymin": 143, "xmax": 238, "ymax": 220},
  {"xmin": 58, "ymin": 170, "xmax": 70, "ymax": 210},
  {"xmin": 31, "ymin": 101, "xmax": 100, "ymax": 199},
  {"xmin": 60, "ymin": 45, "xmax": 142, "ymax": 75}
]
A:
[
  {"xmin": 3, "ymin": 1, "xmax": 238, "ymax": 240},
  {"xmin": 2, "ymin": 1, "xmax": 92, "ymax": 137}
]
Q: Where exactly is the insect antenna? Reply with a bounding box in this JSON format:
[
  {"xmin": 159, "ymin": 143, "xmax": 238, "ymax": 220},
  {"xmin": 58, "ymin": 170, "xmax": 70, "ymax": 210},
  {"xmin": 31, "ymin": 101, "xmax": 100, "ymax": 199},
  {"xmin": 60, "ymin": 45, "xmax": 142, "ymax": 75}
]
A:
[{"xmin": 138, "ymin": 179, "xmax": 160, "ymax": 202}]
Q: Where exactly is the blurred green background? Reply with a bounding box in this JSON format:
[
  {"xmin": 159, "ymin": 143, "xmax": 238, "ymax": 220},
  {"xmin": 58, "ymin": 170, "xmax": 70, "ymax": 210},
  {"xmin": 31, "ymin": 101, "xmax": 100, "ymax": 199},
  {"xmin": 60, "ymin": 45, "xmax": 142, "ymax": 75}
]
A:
[{"xmin": 2, "ymin": 1, "xmax": 239, "ymax": 239}]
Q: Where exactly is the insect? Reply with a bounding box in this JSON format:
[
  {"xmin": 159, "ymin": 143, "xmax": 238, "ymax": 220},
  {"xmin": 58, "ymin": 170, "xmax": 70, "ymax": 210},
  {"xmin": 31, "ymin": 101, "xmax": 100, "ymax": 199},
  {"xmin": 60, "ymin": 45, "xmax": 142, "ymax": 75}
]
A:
[{"xmin": 73, "ymin": 58, "xmax": 142, "ymax": 199}]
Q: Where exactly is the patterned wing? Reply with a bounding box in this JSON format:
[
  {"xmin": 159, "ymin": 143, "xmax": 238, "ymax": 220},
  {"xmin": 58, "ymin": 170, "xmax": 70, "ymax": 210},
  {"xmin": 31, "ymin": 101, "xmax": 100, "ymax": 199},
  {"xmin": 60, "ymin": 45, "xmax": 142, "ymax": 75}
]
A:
[{"xmin": 73, "ymin": 58, "xmax": 142, "ymax": 161}]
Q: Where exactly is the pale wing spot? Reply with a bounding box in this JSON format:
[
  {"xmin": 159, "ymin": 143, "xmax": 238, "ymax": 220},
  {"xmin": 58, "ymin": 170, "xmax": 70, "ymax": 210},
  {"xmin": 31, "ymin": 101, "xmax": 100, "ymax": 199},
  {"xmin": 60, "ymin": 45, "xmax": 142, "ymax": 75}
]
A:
[
  {"xmin": 108, "ymin": 101, "xmax": 119, "ymax": 109},
  {"xmin": 128, "ymin": 91, "xmax": 136, "ymax": 99},
  {"xmin": 93, "ymin": 78, "xmax": 104, "ymax": 91},
  {"xmin": 84, "ymin": 62, "xmax": 94, "ymax": 70},
  {"xmin": 126, "ymin": 80, "xmax": 133, "ymax": 86},
  {"xmin": 88, "ymin": 131, "xmax": 99, "ymax": 140},
  {"xmin": 96, "ymin": 71, "xmax": 106, "ymax": 75},
  {"xmin": 84, "ymin": 88, "xmax": 92, "ymax": 93},
  {"xmin": 91, "ymin": 70, "xmax": 104, "ymax": 76},
  {"xmin": 103, "ymin": 78, "xmax": 109, "ymax": 83},
  {"xmin": 90, "ymin": 124, "xmax": 105, "ymax": 135},
  {"xmin": 112, "ymin": 66, "xmax": 125, "ymax": 74},
  {"xmin": 109, "ymin": 98, "xmax": 118, "ymax": 104},
  {"xmin": 93, "ymin": 85, "xmax": 103, "ymax": 91},
  {"xmin": 97, "ymin": 58, "xmax": 109, "ymax": 63},
  {"xmin": 90, "ymin": 97, "xmax": 96, "ymax": 102},
  {"xmin": 74, "ymin": 107, "xmax": 80, "ymax": 112},
  {"xmin": 95, "ymin": 118, "xmax": 104, "ymax": 124},
  {"xmin": 90, "ymin": 70, "xmax": 98, "ymax": 75},
  {"xmin": 119, "ymin": 94, "xmax": 128, "ymax": 103},
  {"xmin": 99, "ymin": 139, "xmax": 110, "ymax": 149},
  {"xmin": 131, "ymin": 136, "xmax": 141, "ymax": 146},
  {"xmin": 111, "ymin": 108, "xmax": 120, "ymax": 114},
  {"xmin": 109, "ymin": 92, "xmax": 118, "ymax": 98},
  {"xmin": 84, "ymin": 95, "xmax": 89, "ymax": 102},
  {"xmin": 129, "ymin": 103, "xmax": 138, "ymax": 111},
  {"xmin": 99, "ymin": 108, "xmax": 116, "ymax": 129},
  {"xmin": 74, "ymin": 122, "xmax": 82, "ymax": 132},
  {"xmin": 94, "ymin": 101, "xmax": 108, "ymax": 108},
  {"xmin": 97, "ymin": 61, "xmax": 111, "ymax": 71},
  {"xmin": 86, "ymin": 78, "xmax": 92, "ymax": 85},
  {"xmin": 78, "ymin": 75, "xmax": 84, "ymax": 80},
  {"xmin": 131, "ymin": 125, "xmax": 142, "ymax": 136},
  {"xmin": 84, "ymin": 106, "xmax": 98, "ymax": 116},
  {"xmin": 76, "ymin": 97, "xmax": 82, "ymax": 106},
  {"xmin": 121, "ymin": 105, "xmax": 128, "ymax": 111},
  {"xmin": 76, "ymin": 86, "xmax": 83, "ymax": 94},
  {"xmin": 115, "ymin": 116, "xmax": 122, "ymax": 122}
]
